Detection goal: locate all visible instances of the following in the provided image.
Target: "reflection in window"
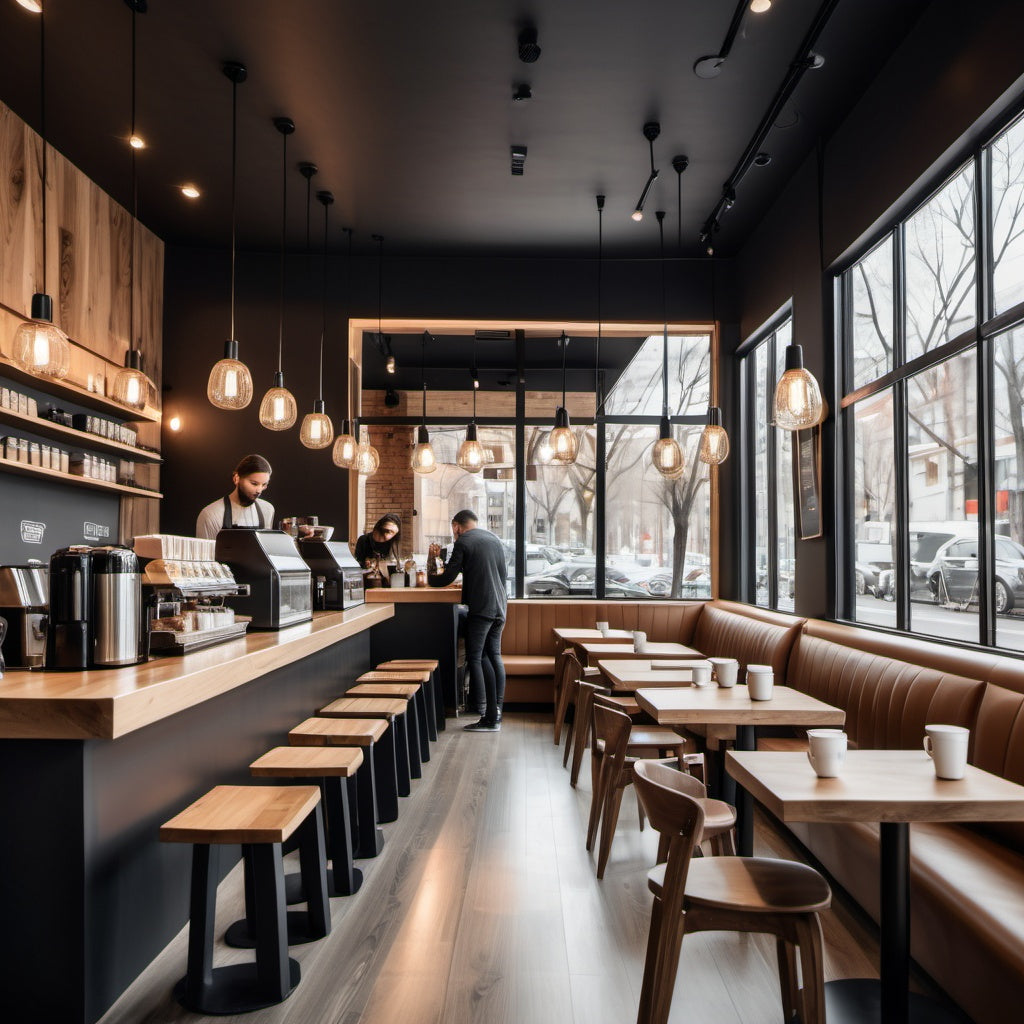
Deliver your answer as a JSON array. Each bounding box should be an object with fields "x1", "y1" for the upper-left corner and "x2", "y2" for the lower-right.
[
  {"x1": 849, "y1": 236, "x2": 894, "y2": 389},
  {"x1": 603, "y1": 334, "x2": 711, "y2": 417}
]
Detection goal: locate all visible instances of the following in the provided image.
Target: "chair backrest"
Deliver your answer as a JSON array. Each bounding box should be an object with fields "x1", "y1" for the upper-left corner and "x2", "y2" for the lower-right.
[
  {"x1": 563, "y1": 647, "x2": 585, "y2": 684},
  {"x1": 633, "y1": 760, "x2": 705, "y2": 890},
  {"x1": 593, "y1": 701, "x2": 634, "y2": 784}
]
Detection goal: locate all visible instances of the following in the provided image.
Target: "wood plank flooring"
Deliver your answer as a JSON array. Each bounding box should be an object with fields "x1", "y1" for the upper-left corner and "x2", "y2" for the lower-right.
[{"x1": 100, "y1": 713, "x2": 882, "y2": 1024}]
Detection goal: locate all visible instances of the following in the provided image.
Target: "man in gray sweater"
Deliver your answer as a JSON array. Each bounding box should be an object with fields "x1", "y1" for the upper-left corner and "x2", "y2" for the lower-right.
[{"x1": 428, "y1": 509, "x2": 508, "y2": 731}]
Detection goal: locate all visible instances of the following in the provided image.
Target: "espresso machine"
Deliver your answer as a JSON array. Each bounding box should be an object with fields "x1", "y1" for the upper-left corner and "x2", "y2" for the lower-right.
[
  {"x1": 0, "y1": 561, "x2": 48, "y2": 668},
  {"x1": 297, "y1": 538, "x2": 365, "y2": 610}
]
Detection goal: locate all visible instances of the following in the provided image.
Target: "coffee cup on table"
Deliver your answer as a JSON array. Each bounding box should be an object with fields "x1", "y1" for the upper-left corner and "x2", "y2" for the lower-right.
[
  {"x1": 709, "y1": 657, "x2": 738, "y2": 688},
  {"x1": 596, "y1": 621, "x2": 610, "y2": 636},
  {"x1": 924, "y1": 724, "x2": 969, "y2": 780},
  {"x1": 746, "y1": 664, "x2": 774, "y2": 700},
  {"x1": 807, "y1": 729, "x2": 847, "y2": 777},
  {"x1": 691, "y1": 661, "x2": 713, "y2": 688},
  {"x1": 632, "y1": 630, "x2": 647, "y2": 654}
]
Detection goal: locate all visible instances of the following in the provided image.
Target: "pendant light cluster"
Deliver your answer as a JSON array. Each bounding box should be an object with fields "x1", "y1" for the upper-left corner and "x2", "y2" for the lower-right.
[{"x1": 10, "y1": 1, "x2": 70, "y2": 380}]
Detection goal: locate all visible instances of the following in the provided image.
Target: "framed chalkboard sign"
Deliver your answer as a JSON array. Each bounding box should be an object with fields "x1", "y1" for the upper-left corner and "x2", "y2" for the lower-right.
[{"x1": 793, "y1": 425, "x2": 822, "y2": 540}]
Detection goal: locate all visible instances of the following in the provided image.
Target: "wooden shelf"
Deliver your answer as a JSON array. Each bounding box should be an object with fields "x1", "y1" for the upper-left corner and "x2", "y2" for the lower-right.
[
  {"x1": 0, "y1": 406, "x2": 162, "y2": 463},
  {"x1": 0, "y1": 458, "x2": 162, "y2": 498},
  {"x1": 0, "y1": 354, "x2": 162, "y2": 424}
]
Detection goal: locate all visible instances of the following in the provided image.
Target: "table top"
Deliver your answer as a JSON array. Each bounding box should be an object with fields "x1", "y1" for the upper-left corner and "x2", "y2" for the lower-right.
[
  {"x1": 575, "y1": 641, "x2": 701, "y2": 663},
  {"x1": 598, "y1": 659, "x2": 709, "y2": 692},
  {"x1": 552, "y1": 627, "x2": 634, "y2": 644},
  {"x1": 726, "y1": 749, "x2": 1024, "y2": 823},
  {"x1": 635, "y1": 685, "x2": 846, "y2": 727}
]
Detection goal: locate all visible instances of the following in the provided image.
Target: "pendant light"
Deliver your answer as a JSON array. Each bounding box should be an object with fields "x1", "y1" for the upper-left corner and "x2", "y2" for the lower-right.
[
  {"x1": 548, "y1": 333, "x2": 578, "y2": 465},
  {"x1": 10, "y1": 2, "x2": 70, "y2": 379},
  {"x1": 699, "y1": 261, "x2": 730, "y2": 464},
  {"x1": 457, "y1": 342, "x2": 485, "y2": 472},
  {"x1": 411, "y1": 331, "x2": 436, "y2": 474},
  {"x1": 300, "y1": 178, "x2": 335, "y2": 448},
  {"x1": 207, "y1": 62, "x2": 254, "y2": 410},
  {"x1": 773, "y1": 342, "x2": 823, "y2": 430},
  {"x1": 111, "y1": 0, "x2": 153, "y2": 412},
  {"x1": 332, "y1": 226, "x2": 358, "y2": 468},
  {"x1": 651, "y1": 211, "x2": 684, "y2": 479},
  {"x1": 259, "y1": 117, "x2": 298, "y2": 430},
  {"x1": 355, "y1": 424, "x2": 380, "y2": 476},
  {"x1": 535, "y1": 432, "x2": 554, "y2": 466}
]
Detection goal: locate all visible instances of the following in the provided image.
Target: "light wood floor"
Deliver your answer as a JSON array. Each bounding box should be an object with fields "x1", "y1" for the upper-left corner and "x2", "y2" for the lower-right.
[{"x1": 100, "y1": 713, "x2": 882, "y2": 1024}]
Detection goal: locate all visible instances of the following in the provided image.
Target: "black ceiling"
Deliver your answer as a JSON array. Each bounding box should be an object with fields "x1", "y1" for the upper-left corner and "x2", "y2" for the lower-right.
[{"x1": 0, "y1": 0, "x2": 929, "y2": 258}]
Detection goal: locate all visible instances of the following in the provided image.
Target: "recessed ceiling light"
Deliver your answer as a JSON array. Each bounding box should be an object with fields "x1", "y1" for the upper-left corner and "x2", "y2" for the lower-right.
[
  {"x1": 750, "y1": 0, "x2": 772, "y2": 13},
  {"x1": 180, "y1": 184, "x2": 200, "y2": 199},
  {"x1": 16, "y1": 0, "x2": 43, "y2": 13},
  {"x1": 129, "y1": 134, "x2": 145, "y2": 150}
]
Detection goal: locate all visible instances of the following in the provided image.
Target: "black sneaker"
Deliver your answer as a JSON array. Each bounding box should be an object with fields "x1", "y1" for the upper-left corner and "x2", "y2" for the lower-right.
[{"x1": 463, "y1": 717, "x2": 500, "y2": 732}]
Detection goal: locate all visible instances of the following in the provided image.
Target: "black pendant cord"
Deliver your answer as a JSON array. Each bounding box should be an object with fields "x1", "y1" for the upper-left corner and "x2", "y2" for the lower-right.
[
  {"x1": 39, "y1": 8, "x2": 47, "y2": 296},
  {"x1": 658, "y1": 211, "x2": 669, "y2": 418},
  {"x1": 373, "y1": 233, "x2": 384, "y2": 346},
  {"x1": 318, "y1": 196, "x2": 331, "y2": 403},
  {"x1": 129, "y1": 5, "x2": 137, "y2": 351},
  {"x1": 343, "y1": 226, "x2": 353, "y2": 424},
  {"x1": 421, "y1": 332, "x2": 428, "y2": 426},
  {"x1": 472, "y1": 337, "x2": 478, "y2": 423},
  {"x1": 596, "y1": 195, "x2": 604, "y2": 413},
  {"x1": 229, "y1": 75, "x2": 238, "y2": 343},
  {"x1": 277, "y1": 127, "x2": 288, "y2": 376},
  {"x1": 560, "y1": 332, "x2": 568, "y2": 410}
]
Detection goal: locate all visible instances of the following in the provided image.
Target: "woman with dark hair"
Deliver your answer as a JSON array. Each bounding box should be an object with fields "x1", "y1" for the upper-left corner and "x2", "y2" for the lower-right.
[{"x1": 354, "y1": 514, "x2": 403, "y2": 586}]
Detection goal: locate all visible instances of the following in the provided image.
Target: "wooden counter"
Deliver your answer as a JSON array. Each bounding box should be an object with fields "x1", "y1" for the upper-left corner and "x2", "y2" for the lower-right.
[
  {"x1": 366, "y1": 585, "x2": 463, "y2": 603},
  {"x1": 0, "y1": 603, "x2": 393, "y2": 741}
]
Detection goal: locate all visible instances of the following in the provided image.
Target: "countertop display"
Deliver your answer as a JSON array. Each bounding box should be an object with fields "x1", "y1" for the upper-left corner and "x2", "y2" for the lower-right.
[
  {"x1": 0, "y1": 604, "x2": 393, "y2": 740},
  {"x1": 366, "y1": 586, "x2": 463, "y2": 603}
]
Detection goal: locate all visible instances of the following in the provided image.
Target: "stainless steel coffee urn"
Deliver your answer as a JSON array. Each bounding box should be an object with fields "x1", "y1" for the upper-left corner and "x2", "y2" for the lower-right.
[
  {"x1": 46, "y1": 546, "x2": 93, "y2": 669},
  {"x1": 90, "y1": 546, "x2": 145, "y2": 666},
  {"x1": 0, "y1": 561, "x2": 48, "y2": 668}
]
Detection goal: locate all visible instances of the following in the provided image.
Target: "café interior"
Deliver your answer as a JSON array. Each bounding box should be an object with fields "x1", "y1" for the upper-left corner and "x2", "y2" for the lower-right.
[{"x1": 2, "y1": 2, "x2": 1024, "y2": 1023}]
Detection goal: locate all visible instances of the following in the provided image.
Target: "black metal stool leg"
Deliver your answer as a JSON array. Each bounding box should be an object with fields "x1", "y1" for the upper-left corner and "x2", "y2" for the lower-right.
[
  {"x1": 354, "y1": 747, "x2": 384, "y2": 858},
  {"x1": 422, "y1": 678, "x2": 439, "y2": 742},
  {"x1": 325, "y1": 776, "x2": 362, "y2": 894},
  {"x1": 182, "y1": 843, "x2": 217, "y2": 1008},
  {"x1": 414, "y1": 688, "x2": 431, "y2": 761},
  {"x1": 297, "y1": 805, "x2": 330, "y2": 938},
  {"x1": 251, "y1": 842, "x2": 295, "y2": 1002},
  {"x1": 393, "y1": 713, "x2": 411, "y2": 797},
  {"x1": 405, "y1": 705, "x2": 423, "y2": 779},
  {"x1": 373, "y1": 731, "x2": 400, "y2": 823}
]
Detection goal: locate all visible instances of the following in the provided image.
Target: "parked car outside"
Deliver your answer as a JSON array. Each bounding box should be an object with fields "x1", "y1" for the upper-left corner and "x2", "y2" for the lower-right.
[{"x1": 934, "y1": 535, "x2": 1024, "y2": 613}]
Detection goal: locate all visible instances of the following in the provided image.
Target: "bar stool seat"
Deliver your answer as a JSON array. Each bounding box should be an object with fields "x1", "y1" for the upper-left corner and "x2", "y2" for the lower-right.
[
  {"x1": 377, "y1": 659, "x2": 444, "y2": 734},
  {"x1": 249, "y1": 746, "x2": 364, "y2": 900},
  {"x1": 351, "y1": 676, "x2": 432, "y2": 762},
  {"x1": 160, "y1": 785, "x2": 329, "y2": 1015},
  {"x1": 290, "y1": 717, "x2": 390, "y2": 858},
  {"x1": 358, "y1": 669, "x2": 436, "y2": 748},
  {"x1": 319, "y1": 696, "x2": 417, "y2": 791}
]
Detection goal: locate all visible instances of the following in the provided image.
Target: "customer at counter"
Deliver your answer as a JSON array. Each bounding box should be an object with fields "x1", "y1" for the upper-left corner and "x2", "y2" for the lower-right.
[
  {"x1": 428, "y1": 509, "x2": 507, "y2": 732},
  {"x1": 195, "y1": 454, "x2": 275, "y2": 539},
  {"x1": 354, "y1": 513, "x2": 403, "y2": 587}
]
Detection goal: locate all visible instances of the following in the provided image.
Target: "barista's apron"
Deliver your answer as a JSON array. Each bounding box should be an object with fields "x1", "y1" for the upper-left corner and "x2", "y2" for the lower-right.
[{"x1": 221, "y1": 496, "x2": 266, "y2": 530}]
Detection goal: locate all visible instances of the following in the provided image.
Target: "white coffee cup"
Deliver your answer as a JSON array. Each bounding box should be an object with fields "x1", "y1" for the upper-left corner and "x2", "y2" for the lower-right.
[
  {"x1": 924, "y1": 724, "x2": 969, "y2": 780},
  {"x1": 632, "y1": 630, "x2": 647, "y2": 654},
  {"x1": 807, "y1": 729, "x2": 847, "y2": 778},
  {"x1": 691, "y1": 661, "x2": 713, "y2": 687},
  {"x1": 709, "y1": 657, "x2": 738, "y2": 688},
  {"x1": 596, "y1": 621, "x2": 610, "y2": 636},
  {"x1": 746, "y1": 664, "x2": 774, "y2": 700}
]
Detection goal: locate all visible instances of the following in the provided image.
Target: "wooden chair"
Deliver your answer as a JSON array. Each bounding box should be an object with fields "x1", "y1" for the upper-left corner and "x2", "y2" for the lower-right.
[
  {"x1": 559, "y1": 648, "x2": 603, "y2": 768},
  {"x1": 632, "y1": 760, "x2": 831, "y2": 1024}
]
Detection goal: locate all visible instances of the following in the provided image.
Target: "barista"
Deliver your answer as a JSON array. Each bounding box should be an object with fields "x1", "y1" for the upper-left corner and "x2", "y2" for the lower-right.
[
  {"x1": 354, "y1": 514, "x2": 402, "y2": 586},
  {"x1": 195, "y1": 454, "x2": 275, "y2": 540}
]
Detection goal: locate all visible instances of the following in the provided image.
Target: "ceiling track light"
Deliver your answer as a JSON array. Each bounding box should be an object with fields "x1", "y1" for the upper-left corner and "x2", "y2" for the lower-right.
[
  {"x1": 693, "y1": 0, "x2": 754, "y2": 79},
  {"x1": 631, "y1": 121, "x2": 660, "y2": 222},
  {"x1": 651, "y1": 211, "x2": 684, "y2": 480},
  {"x1": 10, "y1": 1, "x2": 70, "y2": 380},
  {"x1": 112, "y1": 0, "x2": 154, "y2": 412},
  {"x1": 258, "y1": 116, "x2": 298, "y2": 431},
  {"x1": 517, "y1": 23, "x2": 541, "y2": 63},
  {"x1": 207, "y1": 61, "x2": 253, "y2": 410},
  {"x1": 300, "y1": 188, "x2": 336, "y2": 449},
  {"x1": 411, "y1": 331, "x2": 437, "y2": 475},
  {"x1": 333, "y1": 226, "x2": 358, "y2": 469},
  {"x1": 510, "y1": 145, "x2": 528, "y2": 176}
]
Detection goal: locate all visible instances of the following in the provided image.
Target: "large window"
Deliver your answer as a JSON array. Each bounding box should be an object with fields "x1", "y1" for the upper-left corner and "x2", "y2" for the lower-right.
[
  {"x1": 743, "y1": 315, "x2": 797, "y2": 612},
  {"x1": 841, "y1": 108, "x2": 1024, "y2": 652}
]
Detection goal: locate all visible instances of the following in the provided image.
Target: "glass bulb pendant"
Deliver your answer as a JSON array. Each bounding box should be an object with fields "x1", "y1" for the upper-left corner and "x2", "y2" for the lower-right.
[
  {"x1": 457, "y1": 422, "x2": 485, "y2": 473},
  {"x1": 111, "y1": 349, "x2": 151, "y2": 410},
  {"x1": 259, "y1": 371, "x2": 297, "y2": 430},
  {"x1": 652, "y1": 416, "x2": 685, "y2": 479},
  {"x1": 535, "y1": 432, "x2": 554, "y2": 466},
  {"x1": 698, "y1": 408, "x2": 730, "y2": 466},
  {"x1": 548, "y1": 406, "x2": 578, "y2": 466},
  {"x1": 774, "y1": 344, "x2": 823, "y2": 430},
  {"x1": 411, "y1": 424, "x2": 437, "y2": 474},
  {"x1": 333, "y1": 420, "x2": 358, "y2": 468},
  {"x1": 208, "y1": 340, "x2": 254, "y2": 410},
  {"x1": 300, "y1": 399, "x2": 334, "y2": 449},
  {"x1": 355, "y1": 427, "x2": 380, "y2": 476},
  {"x1": 11, "y1": 294, "x2": 70, "y2": 379}
]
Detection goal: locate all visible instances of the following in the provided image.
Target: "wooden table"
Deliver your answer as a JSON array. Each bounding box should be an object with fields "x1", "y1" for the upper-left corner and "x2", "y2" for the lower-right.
[
  {"x1": 551, "y1": 626, "x2": 633, "y2": 648},
  {"x1": 573, "y1": 640, "x2": 701, "y2": 666},
  {"x1": 635, "y1": 685, "x2": 845, "y2": 855},
  {"x1": 596, "y1": 658, "x2": 708, "y2": 692},
  {"x1": 726, "y1": 749, "x2": 1024, "y2": 1024}
]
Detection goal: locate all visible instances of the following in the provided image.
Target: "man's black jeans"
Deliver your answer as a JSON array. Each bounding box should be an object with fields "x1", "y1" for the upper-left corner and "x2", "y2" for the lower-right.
[{"x1": 465, "y1": 613, "x2": 506, "y2": 723}]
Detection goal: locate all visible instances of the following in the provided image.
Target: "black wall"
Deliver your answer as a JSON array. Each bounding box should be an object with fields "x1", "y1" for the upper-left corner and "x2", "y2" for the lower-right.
[{"x1": 730, "y1": 0, "x2": 1024, "y2": 618}]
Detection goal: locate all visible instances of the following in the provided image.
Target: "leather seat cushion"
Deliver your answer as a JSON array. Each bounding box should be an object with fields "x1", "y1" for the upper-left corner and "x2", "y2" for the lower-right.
[{"x1": 501, "y1": 654, "x2": 556, "y2": 675}]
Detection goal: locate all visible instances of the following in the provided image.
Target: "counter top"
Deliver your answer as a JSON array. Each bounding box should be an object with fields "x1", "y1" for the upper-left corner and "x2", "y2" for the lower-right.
[
  {"x1": 0, "y1": 604, "x2": 393, "y2": 741},
  {"x1": 365, "y1": 586, "x2": 463, "y2": 604}
]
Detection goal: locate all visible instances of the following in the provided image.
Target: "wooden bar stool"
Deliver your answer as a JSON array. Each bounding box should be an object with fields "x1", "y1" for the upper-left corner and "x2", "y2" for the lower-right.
[
  {"x1": 160, "y1": 785, "x2": 328, "y2": 1014},
  {"x1": 357, "y1": 669, "x2": 435, "y2": 746},
  {"x1": 289, "y1": 718, "x2": 390, "y2": 858},
  {"x1": 376, "y1": 658, "x2": 444, "y2": 734},
  {"x1": 249, "y1": 746, "x2": 364, "y2": 899},
  {"x1": 351, "y1": 673, "x2": 432, "y2": 762},
  {"x1": 633, "y1": 760, "x2": 831, "y2": 1024},
  {"x1": 318, "y1": 696, "x2": 415, "y2": 795}
]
